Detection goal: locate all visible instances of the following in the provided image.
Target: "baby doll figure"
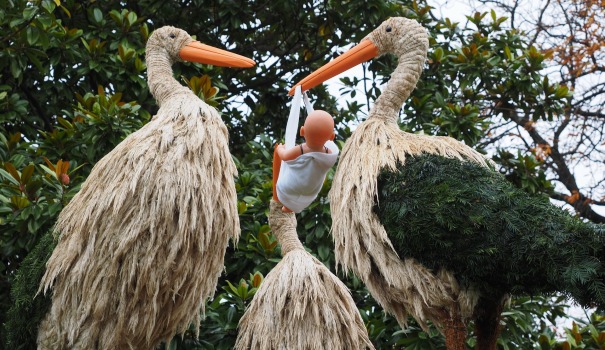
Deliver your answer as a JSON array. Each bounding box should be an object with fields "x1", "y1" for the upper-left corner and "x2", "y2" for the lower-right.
[{"x1": 273, "y1": 110, "x2": 339, "y2": 213}]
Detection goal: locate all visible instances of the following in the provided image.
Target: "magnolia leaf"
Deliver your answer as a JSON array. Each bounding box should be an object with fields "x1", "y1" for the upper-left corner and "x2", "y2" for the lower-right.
[
  {"x1": 20, "y1": 164, "x2": 35, "y2": 184},
  {"x1": 4, "y1": 163, "x2": 20, "y2": 182}
]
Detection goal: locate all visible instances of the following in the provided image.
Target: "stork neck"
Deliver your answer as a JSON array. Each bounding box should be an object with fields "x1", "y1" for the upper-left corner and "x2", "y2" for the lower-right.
[
  {"x1": 370, "y1": 48, "x2": 426, "y2": 124},
  {"x1": 146, "y1": 50, "x2": 189, "y2": 106}
]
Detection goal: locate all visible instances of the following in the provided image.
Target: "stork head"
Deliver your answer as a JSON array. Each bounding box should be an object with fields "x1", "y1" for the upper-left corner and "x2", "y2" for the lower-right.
[
  {"x1": 146, "y1": 26, "x2": 255, "y2": 68},
  {"x1": 289, "y1": 17, "x2": 427, "y2": 95},
  {"x1": 365, "y1": 17, "x2": 428, "y2": 58}
]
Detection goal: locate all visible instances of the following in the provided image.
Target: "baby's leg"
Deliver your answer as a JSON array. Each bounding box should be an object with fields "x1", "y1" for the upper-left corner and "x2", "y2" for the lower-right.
[{"x1": 272, "y1": 145, "x2": 293, "y2": 212}]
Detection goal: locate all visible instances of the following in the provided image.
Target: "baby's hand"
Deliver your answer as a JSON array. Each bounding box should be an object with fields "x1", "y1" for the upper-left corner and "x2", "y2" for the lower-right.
[{"x1": 276, "y1": 144, "x2": 285, "y2": 157}]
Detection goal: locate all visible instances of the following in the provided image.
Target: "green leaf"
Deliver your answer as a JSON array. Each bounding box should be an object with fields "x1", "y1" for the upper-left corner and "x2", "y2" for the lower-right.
[
  {"x1": 80, "y1": 37, "x2": 90, "y2": 52},
  {"x1": 504, "y1": 46, "x2": 512, "y2": 60},
  {"x1": 237, "y1": 280, "x2": 248, "y2": 300},
  {"x1": 28, "y1": 52, "x2": 45, "y2": 73},
  {"x1": 27, "y1": 217, "x2": 42, "y2": 233},
  {"x1": 10, "y1": 18, "x2": 25, "y2": 28},
  {"x1": 26, "y1": 26, "x2": 40, "y2": 45},
  {"x1": 237, "y1": 201, "x2": 247, "y2": 214},
  {"x1": 434, "y1": 47, "x2": 443, "y2": 62},
  {"x1": 317, "y1": 244, "x2": 330, "y2": 260},
  {"x1": 225, "y1": 280, "x2": 239, "y2": 296},
  {"x1": 554, "y1": 86, "x2": 570, "y2": 99},
  {"x1": 11, "y1": 195, "x2": 29, "y2": 209},
  {"x1": 93, "y1": 8, "x2": 103, "y2": 23},
  {"x1": 487, "y1": 56, "x2": 501, "y2": 66},
  {"x1": 59, "y1": 4, "x2": 71, "y2": 18},
  {"x1": 434, "y1": 91, "x2": 444, "y2": 106},
  {"x1": 10, "y1": 60, "x2": 22, "y2": 80},
  {"x1": 0, "y1": 168, "x2": 19, "y2": 185},
  {"x1": 23, "y1": 6, "x2": 38, "y2": 21},
  {"x1": 41, "y1": 0, "x2": 56, "y2": 14},
  {"x1": 127, "y1": 12, "x2": 137, "y2": 26},
  {"x1": 108, "y1": 10, "x2": 122, "y2": 26},
  {"x1": 39, "y1": 164, "x2": 57, "y2": 179}
]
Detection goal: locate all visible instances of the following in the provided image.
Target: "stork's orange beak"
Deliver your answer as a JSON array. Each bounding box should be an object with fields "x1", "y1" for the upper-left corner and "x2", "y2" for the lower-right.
[
  {"x1": 289, "y1": 39, "x2": 378, "y2": 95},
  {"x1": 179, "y1": 41, "x2": 255, "y2": 68}
]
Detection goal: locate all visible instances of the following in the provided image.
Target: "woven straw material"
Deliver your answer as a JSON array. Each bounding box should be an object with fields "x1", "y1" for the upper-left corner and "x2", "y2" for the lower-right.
[
  {"x1": 37, "y1": 27, "x2": 240, "y2": 349},
  {"x1": 235, "y1": 200, "x2": 373, "y2": 350},
  {"x1": 329, "y1": 18, "x2": 489, "y2": 330}
]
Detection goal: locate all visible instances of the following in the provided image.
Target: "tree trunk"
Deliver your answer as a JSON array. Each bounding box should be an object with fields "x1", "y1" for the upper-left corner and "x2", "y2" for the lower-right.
[
  {"x1": 474, "y1": 296, "x2": 506, "y2": 350},
  {"x1": 443, "y1": 304, "x2": 467, "y2": 350}
]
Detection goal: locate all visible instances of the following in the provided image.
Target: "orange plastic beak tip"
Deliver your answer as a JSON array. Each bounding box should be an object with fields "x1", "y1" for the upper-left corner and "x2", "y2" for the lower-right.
[
  {"x1": 179, "y1": 41, "x2": 255, "y2": 68},
  {"x1": 288, "y1": 40, "x2": 378, "y2": 95}
]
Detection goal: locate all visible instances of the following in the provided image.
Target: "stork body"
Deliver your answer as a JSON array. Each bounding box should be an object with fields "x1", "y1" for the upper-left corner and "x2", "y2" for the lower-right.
[
  {"x1": 291, "y1": 17, "x2": 605, "y2": 349},
  {"x1": 33, "y1": 26, "x2": 254, "y2": 349}
]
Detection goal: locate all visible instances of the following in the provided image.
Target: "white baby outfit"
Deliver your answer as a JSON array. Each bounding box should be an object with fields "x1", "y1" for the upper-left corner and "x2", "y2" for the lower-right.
[{"x1": 276, "y1": 141, "x2": 339, "y2": 213}]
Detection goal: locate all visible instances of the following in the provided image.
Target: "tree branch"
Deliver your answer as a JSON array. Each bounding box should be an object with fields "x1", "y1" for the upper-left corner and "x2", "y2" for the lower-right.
[{"x1": 496, "y1": 100, "x2": 604, "y2": 223}]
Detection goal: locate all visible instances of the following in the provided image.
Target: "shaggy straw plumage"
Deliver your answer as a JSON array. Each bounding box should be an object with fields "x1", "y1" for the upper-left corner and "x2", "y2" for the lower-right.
[
  {"x1": 235, "y1": 200, "x2": 374, "y2": 350},
  {"x1": 327, "y1": 18, "x2": 489, "y2": 331},
  {"x1": 37, "y1": 26, "x2": 240, "y2": 349}
]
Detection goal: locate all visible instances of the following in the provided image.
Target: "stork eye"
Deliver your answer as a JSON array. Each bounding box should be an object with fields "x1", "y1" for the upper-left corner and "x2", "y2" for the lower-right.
[
  {"x1": 169, "y1": 33, "x2": 176, "y2": 39},
  {"x1": 386, "y1": 26, "x2": 392, "y2": 33}
]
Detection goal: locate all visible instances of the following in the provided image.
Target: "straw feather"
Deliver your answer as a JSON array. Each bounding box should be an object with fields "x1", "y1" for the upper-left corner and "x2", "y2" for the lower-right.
[
  {"x1": 328, "y1": 18, "x2": 488, "y2": 330},
  {"x1": 37, "y1": 26, "x2": 240, "y2": 349},
  {"x1": 235, "y1": 200, "x2": 374, "y2": 350}
]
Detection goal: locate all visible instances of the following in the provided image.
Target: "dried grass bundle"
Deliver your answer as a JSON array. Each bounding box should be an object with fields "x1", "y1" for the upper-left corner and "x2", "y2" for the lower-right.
[{"x1": 235, "y1": 200, "x2": 373, "y2": 350}]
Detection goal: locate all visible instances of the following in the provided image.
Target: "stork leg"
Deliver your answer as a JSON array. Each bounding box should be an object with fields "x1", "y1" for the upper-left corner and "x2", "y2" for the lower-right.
[
  {"x1": 443, "y1": 304, "x2": 467, "y2": 350},
  {"x1": 473, "y1": 295, "x2": 506, "y2": 350}
]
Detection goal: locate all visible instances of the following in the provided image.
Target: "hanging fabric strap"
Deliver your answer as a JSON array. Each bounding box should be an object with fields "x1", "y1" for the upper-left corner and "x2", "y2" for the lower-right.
[
  {"x1": 284, "y1": 85, "x2": 303, "y2": 149},
  {"x1": 303, "y1": 91, "x2": 314, "y2": 114},
  {"x1": 285, "y1": 86, "x2": 316, "y2": 149}
]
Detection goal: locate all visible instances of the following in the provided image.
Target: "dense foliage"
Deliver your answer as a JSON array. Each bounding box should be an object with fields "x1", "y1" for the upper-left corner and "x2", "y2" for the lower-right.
[
  {"x1": 4, "y1": 231, "x2": 55, "y2": 349},
  {"x1": 1, "y1": 0, "x2": 604, "y2": 348},
  {"x1": 376, "y1": 154, "x2": 605, "y2": 304}
]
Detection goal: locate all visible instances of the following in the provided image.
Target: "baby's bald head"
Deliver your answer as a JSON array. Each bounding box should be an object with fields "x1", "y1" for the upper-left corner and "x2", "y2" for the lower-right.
[{"x1": 301, "y1": 110, "x2": 335, "y2": 147}]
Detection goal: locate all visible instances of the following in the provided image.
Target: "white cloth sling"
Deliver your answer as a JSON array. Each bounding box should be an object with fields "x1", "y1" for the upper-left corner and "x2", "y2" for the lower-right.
[{"x1": 276, "y1": 86, "x2": 339, "y2": 213}]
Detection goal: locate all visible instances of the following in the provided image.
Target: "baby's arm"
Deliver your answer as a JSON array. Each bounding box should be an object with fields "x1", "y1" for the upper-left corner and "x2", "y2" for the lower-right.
[{"x1": 276, "y1": 144, "x2": 302, "y2": 161}]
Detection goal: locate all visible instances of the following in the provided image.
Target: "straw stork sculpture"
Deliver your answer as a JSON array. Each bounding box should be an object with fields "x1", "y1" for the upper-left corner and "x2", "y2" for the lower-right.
[
  {"x1": 290, "y1": 17, "x2": 605, "y2": 349},
  {"x1": 33, "y1": 26, "x2": 254, "y2": 349}
]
